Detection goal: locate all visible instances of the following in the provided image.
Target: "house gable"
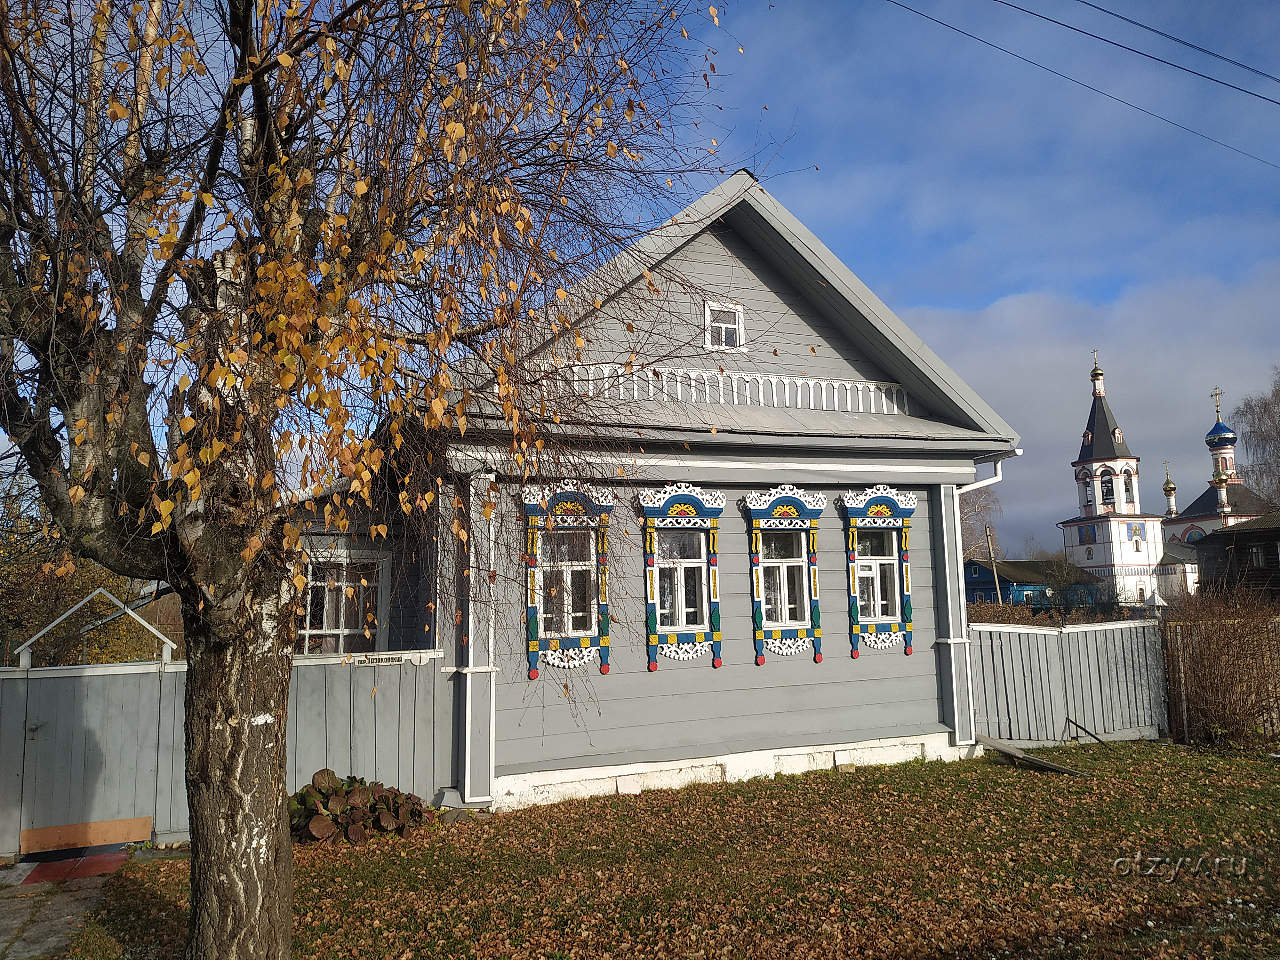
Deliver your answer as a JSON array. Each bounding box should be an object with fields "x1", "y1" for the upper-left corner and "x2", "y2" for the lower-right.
[{"x1": 545, "y1": 171, "x2": 1017, "y2": 451}]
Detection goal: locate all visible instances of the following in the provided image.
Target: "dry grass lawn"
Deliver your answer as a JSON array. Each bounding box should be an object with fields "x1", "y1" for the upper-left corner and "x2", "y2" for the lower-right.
[{"x1": 67, "y1": 742, "x2": 1279, "y2": 959}]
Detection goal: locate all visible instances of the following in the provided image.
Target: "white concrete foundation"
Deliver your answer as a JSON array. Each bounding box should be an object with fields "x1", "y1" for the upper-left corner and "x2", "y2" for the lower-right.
[{"x1": 491, "y1": 732, "x2": 981, "y2": 811}]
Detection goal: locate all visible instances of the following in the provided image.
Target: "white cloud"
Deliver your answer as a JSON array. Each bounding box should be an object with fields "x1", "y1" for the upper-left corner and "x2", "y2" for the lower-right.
[{"x1": 903, "y1": 259, "x2": 1280, "y2": 549}]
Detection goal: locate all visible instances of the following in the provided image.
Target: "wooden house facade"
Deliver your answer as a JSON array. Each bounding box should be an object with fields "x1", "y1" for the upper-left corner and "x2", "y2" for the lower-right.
[{"x1": 298, "y1": 172, "x2": 1020, "y2": 808}]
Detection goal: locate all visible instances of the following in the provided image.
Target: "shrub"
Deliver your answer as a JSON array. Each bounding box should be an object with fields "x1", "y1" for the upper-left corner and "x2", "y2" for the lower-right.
[
  {"x1": 1163, "y1": 589, "x2": 1280, "y2": 750},
  {"x1": 289, "y1": 769, "x2": 436, "y2": 845}
]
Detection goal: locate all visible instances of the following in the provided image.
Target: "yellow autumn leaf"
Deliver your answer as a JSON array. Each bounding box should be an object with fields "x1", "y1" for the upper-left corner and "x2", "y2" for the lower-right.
[
  {"x1": 179, "y1": 416, "x2": 196, "y2": 432},
  {"x1": 353, "y1": 180, "x2": 369, "y2": 197},
  {"x1": 277, "y1": 52, "x2": 293, "y2": 67}
]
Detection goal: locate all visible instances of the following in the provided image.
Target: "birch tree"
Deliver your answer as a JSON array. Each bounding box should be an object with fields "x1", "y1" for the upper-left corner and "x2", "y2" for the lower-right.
[{"x1": 0, "y1": 0, "x2": 715, "y2": 955}]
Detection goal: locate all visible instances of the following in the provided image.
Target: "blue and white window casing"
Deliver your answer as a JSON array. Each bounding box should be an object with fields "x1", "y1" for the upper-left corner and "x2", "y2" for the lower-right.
[
  {"x1": 743, "y1": 484, "x2": 826, "y2": 665},
  {"x1": 837, "y1": 485, "x2": 917, "y2": 657},
  {"x1": 522, "y1": 481, "x2": 614, "y2": 679},
  {"x1": 639, "y1": 483, "x2": 727, "y2": 671}
]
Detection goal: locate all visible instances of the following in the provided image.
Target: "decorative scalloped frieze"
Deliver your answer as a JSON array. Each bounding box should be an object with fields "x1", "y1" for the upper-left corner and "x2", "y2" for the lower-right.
[
  {"x1": 743, "y1": 483, "x2": 826, "y2": 512},
  {"x1": 836, "y1": 484, "x2": 917, "y2": 511},
  {"x1": 638, "y1": 481, "x2": 727, "y2": 511}
]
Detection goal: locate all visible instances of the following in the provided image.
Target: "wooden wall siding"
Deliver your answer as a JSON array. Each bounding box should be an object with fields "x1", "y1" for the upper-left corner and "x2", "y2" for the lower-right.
[
  {"x1": 489, "y1": 482, "x2": 948, "y2": 776},
  {"x1": 587, "y1": 224, "x2": 904, "y2": 397},
  {"x1": 0, "y1": 658, "x2": 442, "y2": 856},
  {"x1": 969, "y1": 622, "x2": 1165, "y2": 746}
]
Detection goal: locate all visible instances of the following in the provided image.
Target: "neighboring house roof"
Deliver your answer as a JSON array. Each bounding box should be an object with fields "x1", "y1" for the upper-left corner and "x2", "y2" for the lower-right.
[
  {"x1": 1199, "y1": 509, "x2": 1280, "y2": 539},
  {"x1": 966, "y1": 558, "x2": 1099, "y2": 586},
  {"x1": 1075, "y1": 392, "x2": 1132, "y2": 463},
  {"x1": 1175, "y1": 483, "x2": 1274, "y2": 522},
  {"x1": 1156, "y1": 539, "x2": 1198, "y2": 567}
]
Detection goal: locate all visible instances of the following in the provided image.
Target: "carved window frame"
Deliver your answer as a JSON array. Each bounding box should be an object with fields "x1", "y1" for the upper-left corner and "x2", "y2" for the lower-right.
[
  {"x1": 639, "y1": 483, "x2": 727, "y2": 671},
  {"x1": 837, "y1": 485, "x2": 918, "y2": 658},
  {"x1": 742, "y1": 484, "x2": 826, "y2": 665},
  {"x1": 522, "y1": 482, "x2": 614, "y2": 679}
]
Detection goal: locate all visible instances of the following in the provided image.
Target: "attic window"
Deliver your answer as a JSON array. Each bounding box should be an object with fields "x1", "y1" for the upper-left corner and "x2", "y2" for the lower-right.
[{"x1": 705, "y1": 302, "x2": 745, "y2": 351}]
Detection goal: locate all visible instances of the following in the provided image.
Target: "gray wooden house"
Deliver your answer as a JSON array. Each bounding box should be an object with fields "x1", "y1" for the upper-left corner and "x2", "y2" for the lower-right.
[{"x1": 302, "y1": 171, "x2": 1020, "y2": 808}]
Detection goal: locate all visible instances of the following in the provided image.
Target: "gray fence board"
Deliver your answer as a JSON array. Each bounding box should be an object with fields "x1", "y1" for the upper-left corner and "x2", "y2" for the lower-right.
[
  {"x1": 1, "y1": 656, "x2": 444, "y2": 858},
  {"x1": 968, "y1": 621, "x2": 1164, "y2": 747}
]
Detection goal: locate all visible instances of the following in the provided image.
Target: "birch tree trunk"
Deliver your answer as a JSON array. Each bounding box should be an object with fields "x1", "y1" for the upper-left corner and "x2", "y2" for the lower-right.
[{"x1": 181, "y1": 580, "x2": 293, "y2": 959}]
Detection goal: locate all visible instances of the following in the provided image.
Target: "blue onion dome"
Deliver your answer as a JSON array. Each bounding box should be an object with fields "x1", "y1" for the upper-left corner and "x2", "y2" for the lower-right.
[{"x1": 1205, "y1": 418, "x2": 1237, "y2": 449}]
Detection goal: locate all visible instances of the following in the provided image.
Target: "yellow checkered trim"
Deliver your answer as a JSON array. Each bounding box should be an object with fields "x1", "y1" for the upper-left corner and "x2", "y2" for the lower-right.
[
  {"x1": 528, "y1": 640, "x2": 539, "y2": 652},
  {"x1": 712, "y1": 631, "x2": 722, "y2": 643}
]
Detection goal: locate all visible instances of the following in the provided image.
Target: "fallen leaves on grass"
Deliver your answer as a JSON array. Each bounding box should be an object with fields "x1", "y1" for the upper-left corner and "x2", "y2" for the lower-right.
[{"x1": 67, "y1": 743, "x2": 1280, "y2": 959}]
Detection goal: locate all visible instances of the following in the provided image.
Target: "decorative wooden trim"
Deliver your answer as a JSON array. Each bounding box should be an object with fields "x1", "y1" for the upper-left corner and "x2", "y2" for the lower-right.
[
  {"x1": 741, "y1": 485, "x2": 826, "y2": 665},
  {"x1": 837, "y1": 485, "x2": 917, "y2": 658},
  {"x1": 20, "y1": 817, "x2": 152, "y2": 854},
  {"x1": 639, "y1": 483, "x2": 726, "y2": 671},
  {"x1": 522, "y1": 482, "x2": 614, "y2": 679}
]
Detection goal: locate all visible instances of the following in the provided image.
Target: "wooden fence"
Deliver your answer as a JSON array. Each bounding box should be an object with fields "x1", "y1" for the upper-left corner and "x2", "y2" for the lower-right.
[
  {"x1": 0, "y1": 653, "x2": 446, "y2": 859},
  {"x1": 968, "y1": 620, "x2": 1166, "y2": 746}
]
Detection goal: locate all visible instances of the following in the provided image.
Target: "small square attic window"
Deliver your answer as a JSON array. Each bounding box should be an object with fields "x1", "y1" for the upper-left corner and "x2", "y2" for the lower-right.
[{"x1": 705, "y1": 302, "x2": 745, "y2": 351}]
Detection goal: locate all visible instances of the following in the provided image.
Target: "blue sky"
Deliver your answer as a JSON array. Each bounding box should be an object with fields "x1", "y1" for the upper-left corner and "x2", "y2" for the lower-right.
[{"x1": 707, "y1": 0, "x2": 1280, "y2": 551}]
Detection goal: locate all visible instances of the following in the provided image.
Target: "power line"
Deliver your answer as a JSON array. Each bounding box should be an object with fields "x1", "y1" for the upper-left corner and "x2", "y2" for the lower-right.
[
  {"x1": 880, "y1": 0, "x2": 1280, "y2": 172},
  {"x1": 988, "y1": 0, "x2": 1280, "y2": 110},
  {"x1": 1071, "y1": 0, "x2": 1280, "y2": 88}
]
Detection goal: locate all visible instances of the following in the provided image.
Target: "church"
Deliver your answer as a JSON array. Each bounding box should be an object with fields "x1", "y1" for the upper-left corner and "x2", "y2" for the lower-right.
[{"x1": 1058, "y1": 357, "x2": 1268, "y2": 605}]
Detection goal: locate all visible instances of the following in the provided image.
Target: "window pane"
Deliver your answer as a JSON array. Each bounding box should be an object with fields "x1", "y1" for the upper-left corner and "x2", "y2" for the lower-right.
[
  {"x1": 762, "y1": 531, "x2": 802, "y2": 559},
  {"x1": 857, "y1": 530, "x2": 893, "y2": 558},
  {"x1": 316, "y1": 633, "x2": 340, "y2": 655},
  {"x1": 878, "y1": 561, "x2": 898, "y2": 619},
  {"x1": 307, "y1": 584, "x2": 325, "y2": 630},
  {"x1": 569, "y1": 568, "x2": 595, "y2": 632},
  {"x1": 857, "y1": 566, "x2": 875, "y2": 617},
  {"x1": 542, "y1": 529, "x2": 592, "y2": 563},
  {"x1": 541, "y1": 569, "x2": 566, "y2": 635},
  {"x1": 657, "y1": 530, "x2": 704, "y2": 561},
  {"x1": 785, "y1": 564, "x2": 806, "y2": 622},
  {"x1": 657, "y1": 566, "x2": 677, "y2": 628},
  {"x1": 346, "y1": 627, "x2": 375, "y2": 654},
  {"x1": 762, "y1": 565, "x2": 782, "y2": 623},
  {"x1": 683, "y1": 565, "x2": 705, "y2": 626},
  {"x1": 720, "y1": 322, "x2": 738, "y2": 348}
]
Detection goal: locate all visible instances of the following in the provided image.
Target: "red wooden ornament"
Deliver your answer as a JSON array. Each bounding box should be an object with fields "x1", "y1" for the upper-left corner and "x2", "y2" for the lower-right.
[
  {"x1": 599, "y1": 663, "x2": 610, "y2": 675},
  {"x1": 904, "y1": 644, "x2": 913, "y2": 655},
  {"x1": 647, "y1": 661, "x2": 658, "y2": 672},
  {"x1": 755, "y1": 654, "x2": 765, "y2": 666},
  {"x1": 852, "y1": 649, "x2": 860, "y2": 659},
  {"x1": 712, "y1": 657, "x2": 723, "y2": 668},
  {"x1": 813, "y1": 652, "x2": 823, "y2": 664},
  {"x1": 528, "y1": 667, "x2": 539, "y2": 680}
]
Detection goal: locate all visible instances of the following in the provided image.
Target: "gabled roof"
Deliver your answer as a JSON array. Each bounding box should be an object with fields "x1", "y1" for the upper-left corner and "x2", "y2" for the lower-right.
[
  {"x1": 1157, "y1": 539, "x2": 1198, "y2": 567},
  {"x1": 965, "y1": 558, "x2": 1099, "y2": 586},
  {"x1": 1075, "y1": 393, "x2": 1133, "y2": 463},
  {"x1": 1176, "y1": 483, "x2": 1274, "y2": 522},
  {"x1": 1199, "y1": 509, "x2": 1280, "y2": 540},
  {"x1": 569, "y1": 170, "x2": 1019, "y2": 447}
]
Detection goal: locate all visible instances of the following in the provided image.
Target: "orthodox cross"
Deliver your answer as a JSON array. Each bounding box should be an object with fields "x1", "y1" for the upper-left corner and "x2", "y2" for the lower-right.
[
  {"x1": 1092, "y1": 347, "x2": 1098, "y2": 367},
  {"x1": 1210, "y1": 385, "x2": 1224, "y2": 419}
]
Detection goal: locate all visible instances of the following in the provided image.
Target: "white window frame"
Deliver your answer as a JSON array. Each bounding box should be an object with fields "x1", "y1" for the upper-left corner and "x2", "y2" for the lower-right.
[
  {"x1": 759, "y1": 530, "x2": 810, "y2": 628},
  {"x1": 537, "y1": 528, "x2": 599, "y2": 638},
  {"x1": 295, "y1": 548, "x2": 391, "y2": 656},
  {"x1": 704, "y1": 301, "x2": 747, "y2": 352},
  {"x1": 855, "y1": 528, "x2": 900, "y2": 623},
  {"x1": 655, "y1": 529, "x2": 710, "y2": 631}
]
